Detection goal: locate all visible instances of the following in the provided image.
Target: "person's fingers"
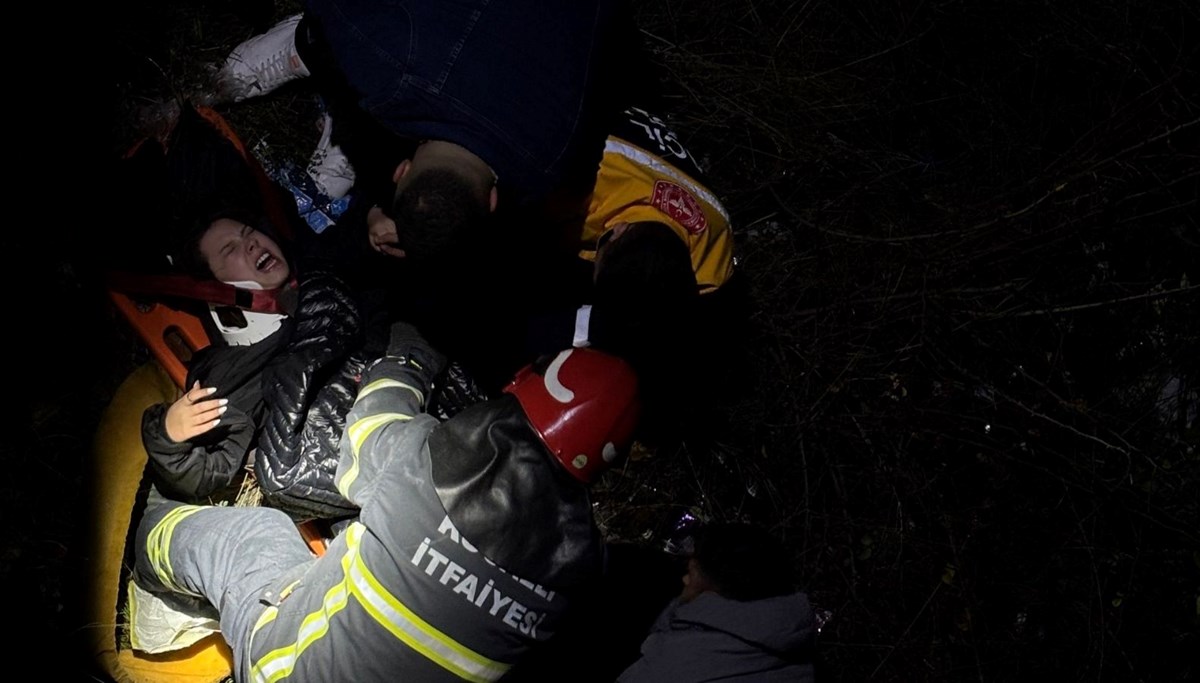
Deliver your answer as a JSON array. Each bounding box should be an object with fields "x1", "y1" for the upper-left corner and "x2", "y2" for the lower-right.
[
  {"x1": 189, "y1": 416, "x2": 224, "y2": 437},
  {"x1": 370, "y1": 222, "x2": 397, "y2": 238},
  {"x1": 371, "y1": 233, "x2": 400, "y2": 251},
  {"x1": 188, "y1": 398, "x2": 229, "y2": 423},
  {"x1": 178, "y1": 403, "x2": 227, "y2": 439},
  {"x1": 368, "y1": 208, "x2": 400, "y2": 253},
  {"x1": 379, "y1": 244, "x2": 407, "y2": 259},
  {"x1": 186, "y1": 384, "x2": 218, "y2": 403}
]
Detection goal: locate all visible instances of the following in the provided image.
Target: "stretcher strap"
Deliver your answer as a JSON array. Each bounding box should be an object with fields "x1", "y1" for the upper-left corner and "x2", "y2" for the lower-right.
[{"x1": 107, "y1": 271, "x2": 297, "y2": 315}]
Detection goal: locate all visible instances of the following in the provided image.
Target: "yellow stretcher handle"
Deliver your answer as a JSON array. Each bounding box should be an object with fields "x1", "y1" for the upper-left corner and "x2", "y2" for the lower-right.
[{"x1": 82, "y1": 361, "x2": 233, "y2": 682}]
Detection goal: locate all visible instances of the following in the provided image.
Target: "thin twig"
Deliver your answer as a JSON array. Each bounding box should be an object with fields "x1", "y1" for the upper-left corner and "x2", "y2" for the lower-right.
[
  {"x1": 939, "y1": 352, "x2": 1135, "y2": 456},
  {"x1": 980, "y1": 284, "x2": 1200, "y2": 319},
  {"x1": 869, "y1": 581, "x2": 942, "y2": 679},
  {"x1": 801, "y1": 29, "x2": 932, "y2": 83}
]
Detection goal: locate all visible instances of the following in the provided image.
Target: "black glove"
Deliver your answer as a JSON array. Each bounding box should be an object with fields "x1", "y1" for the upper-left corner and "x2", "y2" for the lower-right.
[{"x1": 387, "y1": 321, "x2": 448, "y2": 377}]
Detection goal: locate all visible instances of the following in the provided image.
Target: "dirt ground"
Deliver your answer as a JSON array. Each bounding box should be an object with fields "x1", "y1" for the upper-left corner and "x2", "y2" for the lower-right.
[{"x1": 10, "y1": 0, "x2": 1199, "y2": 681}]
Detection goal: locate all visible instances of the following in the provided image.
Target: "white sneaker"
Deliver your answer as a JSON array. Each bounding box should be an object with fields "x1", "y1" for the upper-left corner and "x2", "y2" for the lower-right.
[
  {"x1": 215, "y1": 14, "x2": 311, "y2": 103},
  {"x1": 307, "y1": 112, "x2": 356, "y2": 199}
]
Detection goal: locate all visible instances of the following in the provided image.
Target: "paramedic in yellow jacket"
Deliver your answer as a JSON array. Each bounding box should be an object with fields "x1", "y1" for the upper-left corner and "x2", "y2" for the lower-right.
[
  {"x1": 581, "y1": 105, "x2": 734, "y2": 295},
  {"x1": 568, "y1": 105, "x2": 735, "y2": 429}
]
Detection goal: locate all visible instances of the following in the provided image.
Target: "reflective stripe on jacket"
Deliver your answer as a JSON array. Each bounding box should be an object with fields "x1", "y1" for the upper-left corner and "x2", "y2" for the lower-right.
[
  {"x1": 243, "y1": 355, "x2": 569, "y2": 682},
  {"x1": 582, "y1": 106, "x2": 735, "y2": 293}
]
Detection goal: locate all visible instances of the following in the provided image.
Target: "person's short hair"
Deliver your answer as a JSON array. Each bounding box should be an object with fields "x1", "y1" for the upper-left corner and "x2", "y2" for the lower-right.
[
  {"x1": 595, "y1": 221, "x2": 696, "y2": 300},
  {"x1": 588, "y1": 222, "x2": 699, "y2": 442},
  {"x1": 389, "y1": 167, "x2": 489, "y2": 262},
  {"x1": 590, "y1": 221, "x2": 698, "y2": 358},
  {"x1": 691, "y1": 522, "x2": 794, "y2": 601}
]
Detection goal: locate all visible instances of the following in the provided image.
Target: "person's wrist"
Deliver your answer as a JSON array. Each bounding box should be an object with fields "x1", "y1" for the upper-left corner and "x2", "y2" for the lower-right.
[{"x1": 164, "y1": 413, "x2": 185, "y2": 443}]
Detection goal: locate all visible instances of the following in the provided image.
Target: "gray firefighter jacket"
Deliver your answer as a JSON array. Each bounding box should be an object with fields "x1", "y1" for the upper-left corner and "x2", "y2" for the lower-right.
[{"x1": 239, "y1": 341, "x2": 599, "y2": 681}]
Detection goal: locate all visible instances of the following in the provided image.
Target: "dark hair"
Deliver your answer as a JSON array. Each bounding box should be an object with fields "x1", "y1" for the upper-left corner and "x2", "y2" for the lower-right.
[
  {"x1": 595, "y1": 222, "x2": 696, "y2": 298},
  {"x1": 174, "y1": 209, "x2": 275, "y2": 281},
  {"x1": 589, "y1": 222, "x2": 698, "y2": 441},
  {"x1": 691, "y1": 522, "x2": 794, "y2": 601},
  {"x1": 590, "y1": 221, "x2": 698, "y2": 357},
  {"x1": 163, "y1": 102, "x2": 273, "y2": 279},
  {"x1": 390, "y1": 167, "x2": 489, "y2": 262}
]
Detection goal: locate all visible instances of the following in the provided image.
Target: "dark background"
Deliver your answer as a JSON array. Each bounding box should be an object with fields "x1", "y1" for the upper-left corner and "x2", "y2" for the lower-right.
[{"x1": 9, "y1": 0, "x2": 1198, "y2": 680}]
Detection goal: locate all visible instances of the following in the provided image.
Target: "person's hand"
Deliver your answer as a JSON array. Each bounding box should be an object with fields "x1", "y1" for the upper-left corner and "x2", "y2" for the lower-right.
[
  {"x1": 367, "y1": 206, "x2": 407, "y2": 258},
  {"x1": 164, "y1": 382, "x2": 229, "y2": 443},
  {"x1": 388, "y1": 321, "x2": 447, "y2": 377}
]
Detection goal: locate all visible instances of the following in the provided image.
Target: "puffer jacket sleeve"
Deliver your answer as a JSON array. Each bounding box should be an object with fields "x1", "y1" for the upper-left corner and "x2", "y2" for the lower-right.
[
  {"x1": 139, "y1": 337, "x2": 277, "y2": 503},
  {"x1": 255, "y1": 270, "x2": 364, "y2": 519},
  {"x1": 141, "y1": 402, "x2": 255, "y2": 502}
]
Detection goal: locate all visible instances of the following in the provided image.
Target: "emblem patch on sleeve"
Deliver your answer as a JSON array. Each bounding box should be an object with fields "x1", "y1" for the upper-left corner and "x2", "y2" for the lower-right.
[{"x1": 651, "y1": 180, "x2": 708, "y2": 235}]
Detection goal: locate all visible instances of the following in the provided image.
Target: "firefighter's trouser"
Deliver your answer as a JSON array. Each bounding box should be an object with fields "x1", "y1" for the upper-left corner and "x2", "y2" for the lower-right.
[{"x1": 134, "y1": 489, "x2": 313, "y2": 672}]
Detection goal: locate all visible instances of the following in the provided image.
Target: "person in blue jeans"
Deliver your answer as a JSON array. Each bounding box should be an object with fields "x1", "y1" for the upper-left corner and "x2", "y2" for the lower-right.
[
  {"x1": 209, "y1": 1, "x2": 640, "y2": 394},
  {"x1": 214, "y1": 0, "x2": 635, "y2": 262}
]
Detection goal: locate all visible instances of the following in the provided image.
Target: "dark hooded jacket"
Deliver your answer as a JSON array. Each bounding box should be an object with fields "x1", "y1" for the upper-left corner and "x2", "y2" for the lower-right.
[{"x1": 617, "y1": 592, "x2": 817, "y2": 683}]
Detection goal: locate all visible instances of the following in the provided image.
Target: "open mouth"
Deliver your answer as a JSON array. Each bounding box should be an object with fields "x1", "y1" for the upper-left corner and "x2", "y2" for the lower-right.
[{"x1": 256, "y1": 252, "x2": 279, "y2": 272}]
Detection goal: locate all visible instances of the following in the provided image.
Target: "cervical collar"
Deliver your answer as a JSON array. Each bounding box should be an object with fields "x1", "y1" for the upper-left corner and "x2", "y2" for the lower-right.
[{"x1": 209, "y1": 280, "x2": 287, "y2": 346}]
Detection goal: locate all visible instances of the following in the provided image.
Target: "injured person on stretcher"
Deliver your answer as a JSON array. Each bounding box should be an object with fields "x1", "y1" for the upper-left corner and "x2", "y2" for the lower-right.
[{"x1": 110, "y1": 101, "x2": 488, "y2": 525}]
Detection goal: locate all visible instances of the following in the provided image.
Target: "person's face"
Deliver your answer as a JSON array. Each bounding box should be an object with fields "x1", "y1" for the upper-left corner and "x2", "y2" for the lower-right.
[
  {"x1": 199, "y1": 218, "x2": 290, "y2": 289},
  {"x1": 680, "y1": 557, "x2": 715, "y2": 603}
]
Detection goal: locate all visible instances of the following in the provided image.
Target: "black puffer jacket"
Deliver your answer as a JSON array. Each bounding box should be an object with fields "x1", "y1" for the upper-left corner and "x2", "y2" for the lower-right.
[
  {"x1": 143, "y1": 270, "x2": 490, "y2": 520},
  {"x1": 256, "y1": 270, "x2": 364, "y2": 519},
  {"x1": 141, "y1": 327, "x2": 284, "y2": 503}
]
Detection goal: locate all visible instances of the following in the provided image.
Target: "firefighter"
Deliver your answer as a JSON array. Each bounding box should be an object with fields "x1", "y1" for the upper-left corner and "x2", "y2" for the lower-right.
[{"x1": 131, "y1": 321, "x2": 641, "y2": 682}]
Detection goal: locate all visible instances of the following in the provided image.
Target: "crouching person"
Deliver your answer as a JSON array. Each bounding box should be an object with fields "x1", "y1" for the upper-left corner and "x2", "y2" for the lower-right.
[
  {"x1": 617, "y1": 523, "x2": 819, "y2": 682},
  {"x1": 131, "y1": 321, "x2": 641, "y2": 682}
]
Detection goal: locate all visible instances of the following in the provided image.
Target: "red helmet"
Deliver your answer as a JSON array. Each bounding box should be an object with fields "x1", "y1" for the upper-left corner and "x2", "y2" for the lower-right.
[{"x1": 504, "y1": 348, "x2": 642, "y2": 484}]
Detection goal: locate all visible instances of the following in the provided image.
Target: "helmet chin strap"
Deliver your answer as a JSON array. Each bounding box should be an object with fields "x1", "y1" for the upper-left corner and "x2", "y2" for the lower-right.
[{"x1": 572, "y1": 305, "x2": 592, "y2": 348}]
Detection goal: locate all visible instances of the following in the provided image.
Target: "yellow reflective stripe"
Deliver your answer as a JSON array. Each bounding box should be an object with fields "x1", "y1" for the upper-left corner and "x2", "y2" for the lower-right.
[
  {"x1": 252, "y1": 582, "x2": 350, "y2": 682},
  {"x1": 348, "y1": 413, "x2": 411, "y2": 457},
  {"x1": 146, "y1": 505, "x2": 204, "y2": 595},
  {"x1": 357, "y1": 377, "x2": 424, "y2": 406},
  {"x1": 604, "y1": 138, "x2": 730, "y2": 220},
  {"x1": 249, "y1": 524, "x2": 508, "y2": 683},
  {"x1": 250, "y1": 604, "x2": 279, "y2": 641},
  {"x1": 337, "y1": 413, "x2": 411, "y2": 495},
  {"x1": 347, "y1": 537, "x2": 510, "y2": 682},
  {"x1": 250, "y1": 540, "x2": 356, "y2": 683}
]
